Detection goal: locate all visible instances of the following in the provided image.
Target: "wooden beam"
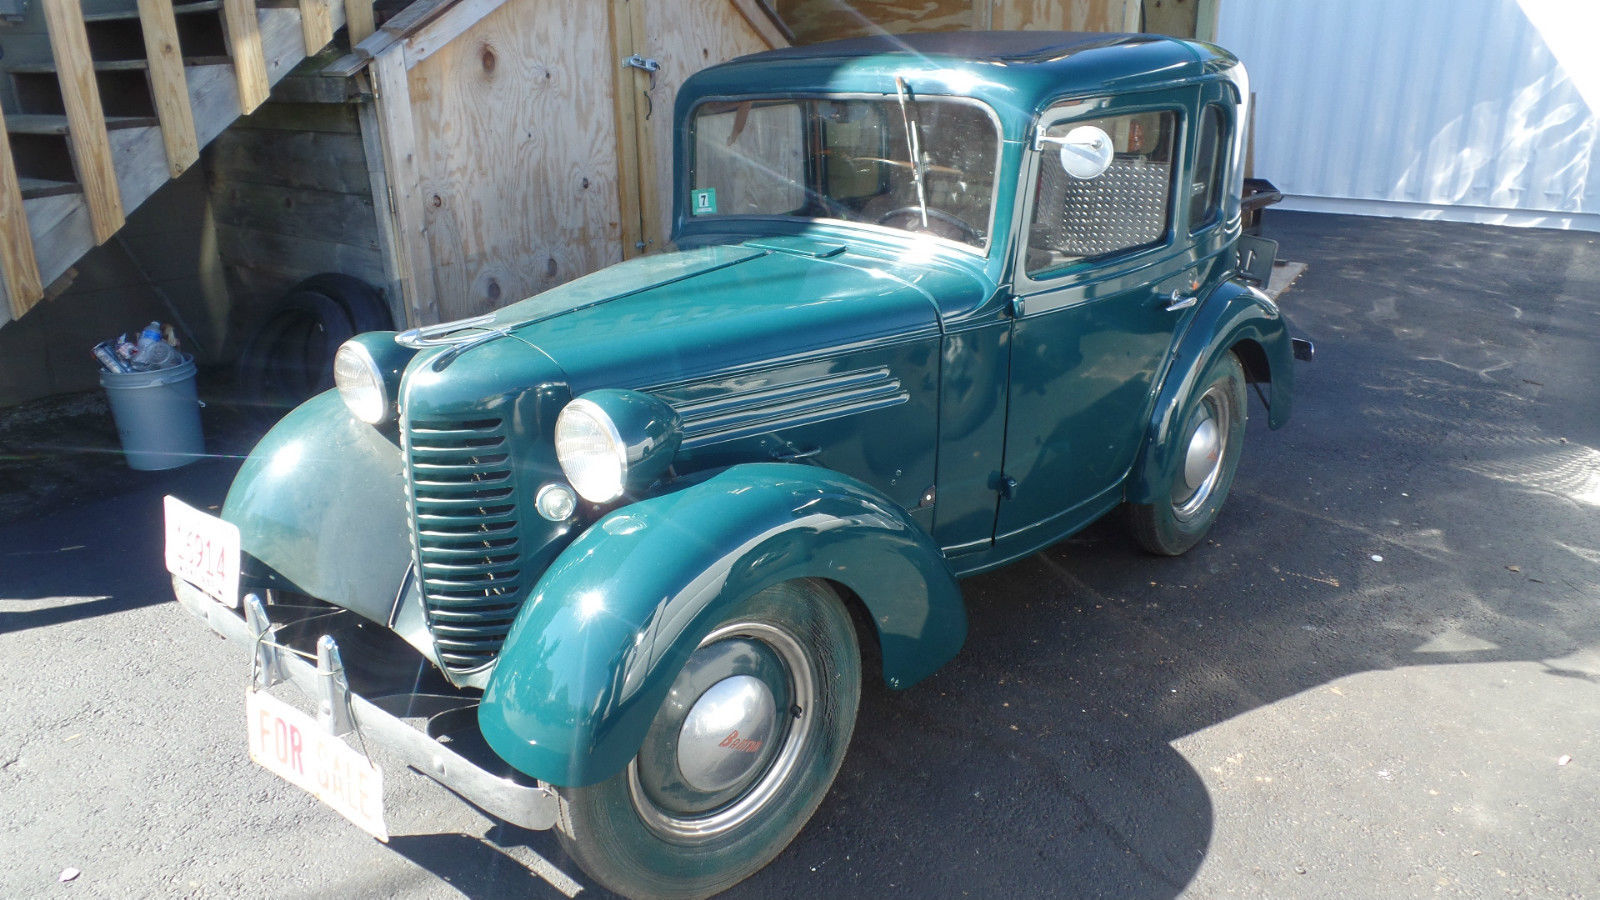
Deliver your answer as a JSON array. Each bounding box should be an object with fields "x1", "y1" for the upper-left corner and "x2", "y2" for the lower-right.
[
  {"x1": 971, "y1": 0, "x2": 993, "y2": 30},
  {"x1": 298, "y1": 0, "x2": 335, "y2": 53},
  {"x1": 609, "y1": 0, "x2": 646, "y2": 260},
  {"x1": 43, "y1": 0, "x2": 125, "y2": 244},
  {"x1": 326, "y1": 0, "x2": 452, "y2": 77},
  {"x1": 403, "y1": 0, "x2": 508, "y2": 70},
  {"x1": 728, "y1": 0, "x2": 790, "y2": 49},
  {"x1": 356, "y1": 96, "x2": 408, "y2": 328},
  {"x1": 138, "y1": 0, "x2": 200, "y2": 177},
  {"x1": 221, "y1": 0, "x2": 271, "y2": 113},
  {"x1": 344, "y1": 0, "x2": 374, "y2": 43},
  {"x1": 374, "y1": 0, "x2": 456, "y2": 39},
  {"x1": 369, "y1": 49, "x2": 438, "y2": 324},
  {"x1": 0, "y1": 109, "x2": 44, "y2": 319},
  {"x1": 1123, "y1": 0, "x2": 1142, "y2": 32},
  {"x1": 624, "y1": 0, "x2": 663, "y2": 255},
  {"x1": 1141, "y1": 0, "x2": 1196, "y2": 36},
  {"x1": 1194, "y1": 0, "x2": 1221, "y2": 42}
]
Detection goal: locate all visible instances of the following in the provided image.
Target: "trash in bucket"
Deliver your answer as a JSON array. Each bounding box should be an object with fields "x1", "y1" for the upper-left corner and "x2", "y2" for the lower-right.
[
  {"x1": 94, "y1": 323, "x2": 204, "y2": 470},
  {"x1": 94, "y1": 321, "x2": 184, "y2": 375}
]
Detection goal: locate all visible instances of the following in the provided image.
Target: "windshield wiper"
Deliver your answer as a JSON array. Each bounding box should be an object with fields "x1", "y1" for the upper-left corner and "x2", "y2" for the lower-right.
[{"x1": 894, "y1": 76, "x2": 930, "y2": 229}]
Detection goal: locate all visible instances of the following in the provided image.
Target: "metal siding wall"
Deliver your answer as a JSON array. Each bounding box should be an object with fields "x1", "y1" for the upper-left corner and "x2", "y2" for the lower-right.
[{"x1": 1218, "y1": 0, "x2": 1600, "y2": 230}]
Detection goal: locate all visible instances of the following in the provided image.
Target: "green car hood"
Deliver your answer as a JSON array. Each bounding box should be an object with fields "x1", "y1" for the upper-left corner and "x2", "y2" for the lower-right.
[{"x1": 473, "y1": 238, "x2": 987, "y2": 390}]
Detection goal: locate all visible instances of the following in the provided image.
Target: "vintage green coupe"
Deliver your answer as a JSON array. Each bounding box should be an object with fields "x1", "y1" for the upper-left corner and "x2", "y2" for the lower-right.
[{"x1": 170, "y1": 31, "x2": 1308, "y2": 899}]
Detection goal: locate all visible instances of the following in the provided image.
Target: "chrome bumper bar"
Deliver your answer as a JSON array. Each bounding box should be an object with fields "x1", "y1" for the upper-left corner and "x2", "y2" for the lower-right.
[{"x1": 174, "y1": 578, "x2": 558, "y2": 831}]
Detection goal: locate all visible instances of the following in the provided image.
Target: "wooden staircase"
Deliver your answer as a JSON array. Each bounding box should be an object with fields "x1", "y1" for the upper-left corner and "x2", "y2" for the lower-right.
[{"x1": 0, "y1": 0, "x2": 376, "y2": 325}]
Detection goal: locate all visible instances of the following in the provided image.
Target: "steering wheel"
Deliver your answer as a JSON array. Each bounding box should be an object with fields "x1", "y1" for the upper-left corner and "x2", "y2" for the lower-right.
[{"x1": 875, "y1": 206, "x2": 982, "y2": 244}]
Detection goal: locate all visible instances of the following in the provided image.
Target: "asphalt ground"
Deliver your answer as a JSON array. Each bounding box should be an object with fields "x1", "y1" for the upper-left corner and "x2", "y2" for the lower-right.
[{"x1": 2, "y1": 211, "x2": 1597, "y2": 898}]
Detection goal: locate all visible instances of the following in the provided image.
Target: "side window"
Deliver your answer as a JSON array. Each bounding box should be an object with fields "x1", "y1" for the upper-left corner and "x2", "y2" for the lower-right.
[
  {"x1": 1189, "y1": 105, "x2": 1227, "y2": 231},
  {"x1": 1026, "y1": 109, "x2": 1177, "y2": 277}
]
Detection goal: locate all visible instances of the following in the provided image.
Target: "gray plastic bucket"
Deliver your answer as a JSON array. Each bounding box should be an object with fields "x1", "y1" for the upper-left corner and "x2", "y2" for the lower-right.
[{"x1": 99, "y1": 355, "x2": 204, "y2": 471}]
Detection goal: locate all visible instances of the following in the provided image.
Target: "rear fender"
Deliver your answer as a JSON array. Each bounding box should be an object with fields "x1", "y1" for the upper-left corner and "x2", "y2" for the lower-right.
[
  {"x1": 1128, "y1": 280, "x2": 1294, "y2": 505},
  {"x1": 479, "y1": 463, "x2": 966, "y2": 787}
]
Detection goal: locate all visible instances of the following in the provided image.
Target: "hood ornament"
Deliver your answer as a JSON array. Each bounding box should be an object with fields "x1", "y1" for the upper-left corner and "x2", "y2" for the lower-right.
[{"x1": 395, "y1": 314, "x2": 514, "y2": 371}]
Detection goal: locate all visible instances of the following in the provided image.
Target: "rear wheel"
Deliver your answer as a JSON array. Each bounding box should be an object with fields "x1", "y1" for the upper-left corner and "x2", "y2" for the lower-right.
[
  {"x1": 1127, "y1": 350, "x2": 1248, "y2": 556},
  {"x1": 555, "y1": 579, "x2": 860, "y2": 900}
]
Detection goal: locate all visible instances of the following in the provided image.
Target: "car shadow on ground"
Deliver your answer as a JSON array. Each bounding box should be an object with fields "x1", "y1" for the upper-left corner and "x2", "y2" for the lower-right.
[{"x1": 386, "y1": 831, "x2": 580, "y2": 899}]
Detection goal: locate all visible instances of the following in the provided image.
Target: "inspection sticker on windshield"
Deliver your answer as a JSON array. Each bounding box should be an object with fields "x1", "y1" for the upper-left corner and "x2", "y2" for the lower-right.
[
  {"x1": 247, "y1": 690, "x2": 388, "y2": 841},
  {"x1": 163, "y1": 495, "x2": 240, "y2": 609},
  {"x1": 691, "y1": 187, "x2": 717, "y2": 215}
]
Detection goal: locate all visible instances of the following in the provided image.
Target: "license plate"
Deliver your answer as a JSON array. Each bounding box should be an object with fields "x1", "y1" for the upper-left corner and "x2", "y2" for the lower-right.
[
  {"x1": 246, "y1": 690, "x2": 388, "y2": 841},
  {"x1": 163, "y1": 496, "x2": 240, "y2": 609}
]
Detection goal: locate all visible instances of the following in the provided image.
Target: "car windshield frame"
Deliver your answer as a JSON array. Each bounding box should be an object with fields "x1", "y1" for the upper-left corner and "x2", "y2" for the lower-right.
[{"x1": 683, "y1": 92, "x2": 1006, "y2": 257}]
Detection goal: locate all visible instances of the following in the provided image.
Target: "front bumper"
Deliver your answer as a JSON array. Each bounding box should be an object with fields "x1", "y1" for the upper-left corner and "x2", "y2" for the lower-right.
[{"x1": 174, "y1": 577, "x2": 559, "y2": 831}]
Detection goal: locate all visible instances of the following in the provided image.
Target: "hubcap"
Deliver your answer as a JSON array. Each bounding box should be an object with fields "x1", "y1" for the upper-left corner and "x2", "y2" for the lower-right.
[
  {"x1": 629, "y1": 621, "x2": 816, "y2": 842},
  {"x1": 676, "y1": 675, "x2": 777, "y2": 793},
  {"x1": 1172, "y1": 385, "x2": 1231, "y2": 521},
  {"x1": 1183, "y1": 416, "x2": 1220, "y2": 490}
]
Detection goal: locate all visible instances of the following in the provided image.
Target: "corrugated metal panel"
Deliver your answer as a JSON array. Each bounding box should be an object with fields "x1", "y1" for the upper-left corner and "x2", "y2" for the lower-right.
[{"x1": 1218, "y1": 0, "x2": 1600, "y2": 230}]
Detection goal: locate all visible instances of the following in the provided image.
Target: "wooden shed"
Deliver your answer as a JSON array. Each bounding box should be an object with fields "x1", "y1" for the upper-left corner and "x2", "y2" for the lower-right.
[{"x1": 0, "y1": 0, "x2": 1209, "y2": 403}]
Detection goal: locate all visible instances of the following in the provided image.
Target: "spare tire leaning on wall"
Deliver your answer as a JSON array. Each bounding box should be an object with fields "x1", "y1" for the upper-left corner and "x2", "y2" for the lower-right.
[{"x1": 236, "y1": 274, "x2": 393, "y2": 418}]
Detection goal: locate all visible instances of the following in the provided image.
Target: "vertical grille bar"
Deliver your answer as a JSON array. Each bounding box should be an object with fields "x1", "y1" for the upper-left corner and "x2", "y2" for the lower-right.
[{"x1": 404, "y1": 416, "x2": 526, "y2": 675}]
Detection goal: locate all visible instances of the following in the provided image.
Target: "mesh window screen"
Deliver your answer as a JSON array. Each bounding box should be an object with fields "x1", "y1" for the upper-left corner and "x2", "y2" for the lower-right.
[{"x1": 1027, "y1": 110, "x2": 1177, "y2": 276}]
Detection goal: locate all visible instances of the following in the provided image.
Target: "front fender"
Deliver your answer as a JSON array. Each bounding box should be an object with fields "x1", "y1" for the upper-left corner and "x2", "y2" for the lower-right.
[
  {"x1": 1129, "y1": 280, "x2": 1295, "y2": 505},
  {"x1": 221, "y1": 392, "x2": 410, "y2": 625},
  {"x1": 479, "y1": 463, "x2": 966, "y2": 787}
]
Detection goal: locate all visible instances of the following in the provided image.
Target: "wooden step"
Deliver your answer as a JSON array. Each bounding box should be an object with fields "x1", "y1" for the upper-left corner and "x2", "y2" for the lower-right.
[
  {"x1": 6, "y1": 114, "x2": 161, "y2": 135},
  {"x1": 84, "y1": 0, "x2": 229, "y2": 64},
  {"x1": 1, "y1": 2, "x2": 333, "y2": 325},
  {"x1": 8, "y1": 55, "x2": 232, "y2": 75},
  {"x1": 18, "y1": 177, "x2": 80, "y2": 200},
  {"x1": 82, "y1": 0, "x2": 222, "y2": 22}
]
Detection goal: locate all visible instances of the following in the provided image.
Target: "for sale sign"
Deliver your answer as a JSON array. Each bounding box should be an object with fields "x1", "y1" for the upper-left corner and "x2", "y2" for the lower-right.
[{"x1": 246, "y1": 690, "x2": 388, "y2": 841}]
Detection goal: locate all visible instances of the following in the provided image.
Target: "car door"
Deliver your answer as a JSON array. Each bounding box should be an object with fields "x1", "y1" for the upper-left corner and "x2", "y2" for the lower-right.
[{"x1": 995, "y1": 93, "x2": 1208, "y2": 545}]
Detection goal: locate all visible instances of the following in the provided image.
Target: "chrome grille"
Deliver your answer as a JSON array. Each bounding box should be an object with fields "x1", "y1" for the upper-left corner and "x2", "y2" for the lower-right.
[
  {"x1": 405, "y1": 416, "x2": 525, "y2": 674},
  {"x1": 667, "y1": 366, "x2": 908, "y2": 450}
]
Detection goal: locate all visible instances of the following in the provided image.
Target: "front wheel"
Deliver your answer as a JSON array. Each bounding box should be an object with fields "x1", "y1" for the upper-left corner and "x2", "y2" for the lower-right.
[
  {"x1": 1127, "y1": 350, "x2": 1249, "y2": 556},
  {"x1": 555, "y1": 579, "x2": 861, "y2": 900}
]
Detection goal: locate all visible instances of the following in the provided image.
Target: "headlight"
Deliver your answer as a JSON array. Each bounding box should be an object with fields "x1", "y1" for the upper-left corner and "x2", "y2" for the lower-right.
[
  {"x1": 333, "y1": 334, "x2": 414, "y2": 425},
  {"x1": 554, "y1": 390, "x2": 681, "y2": 503},
  {"x1": 334, "y1": 342, "x2": 387, "y2": 424}
]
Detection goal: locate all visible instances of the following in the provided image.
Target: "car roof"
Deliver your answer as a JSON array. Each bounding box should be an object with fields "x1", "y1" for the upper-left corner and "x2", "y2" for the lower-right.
[
  {"x1": 751, "y1": 30, "x2": 1162, "y2": 64},
  {"x1": 680, "y1": 31, "x2": 1237, "y2": 135}
]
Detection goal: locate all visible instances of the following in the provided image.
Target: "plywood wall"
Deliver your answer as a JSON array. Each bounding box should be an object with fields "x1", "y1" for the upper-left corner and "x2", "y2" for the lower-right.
[
  {"x1": 773, "y1": 0, "x2": 1137, "y2": 41},
  {"x1": 774, "y1": 0, "x2": 975, "y2": 38},
  {"x1": 994, "y1": 0, "x2": 1138, "y2": 31},
  {"x1": 631, "y1": 0, "x2": 774, "y2": 248},
  {"x1": 1140, "y1": 0, "x2": 1211, "y2": 38},
  {"x1": 406, "y1": 0, "x2": 625, "y2": 320}
]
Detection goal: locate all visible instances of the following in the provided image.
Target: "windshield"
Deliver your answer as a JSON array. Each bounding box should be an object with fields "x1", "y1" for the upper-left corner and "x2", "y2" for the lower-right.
[{"x1": 688, "y1": 96, "x2": 999, "y2": 249}]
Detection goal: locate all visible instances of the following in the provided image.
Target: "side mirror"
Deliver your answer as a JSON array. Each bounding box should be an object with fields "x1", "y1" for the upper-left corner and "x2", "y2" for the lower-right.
[{"x1": 1044, "y1": 125, "x2": 1115, "y2": 180}]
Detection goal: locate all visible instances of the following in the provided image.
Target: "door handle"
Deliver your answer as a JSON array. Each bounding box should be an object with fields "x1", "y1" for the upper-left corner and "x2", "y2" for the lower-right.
[{"x1": 1165, "y1": 290, "x2": 1197, "y2": 312}]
